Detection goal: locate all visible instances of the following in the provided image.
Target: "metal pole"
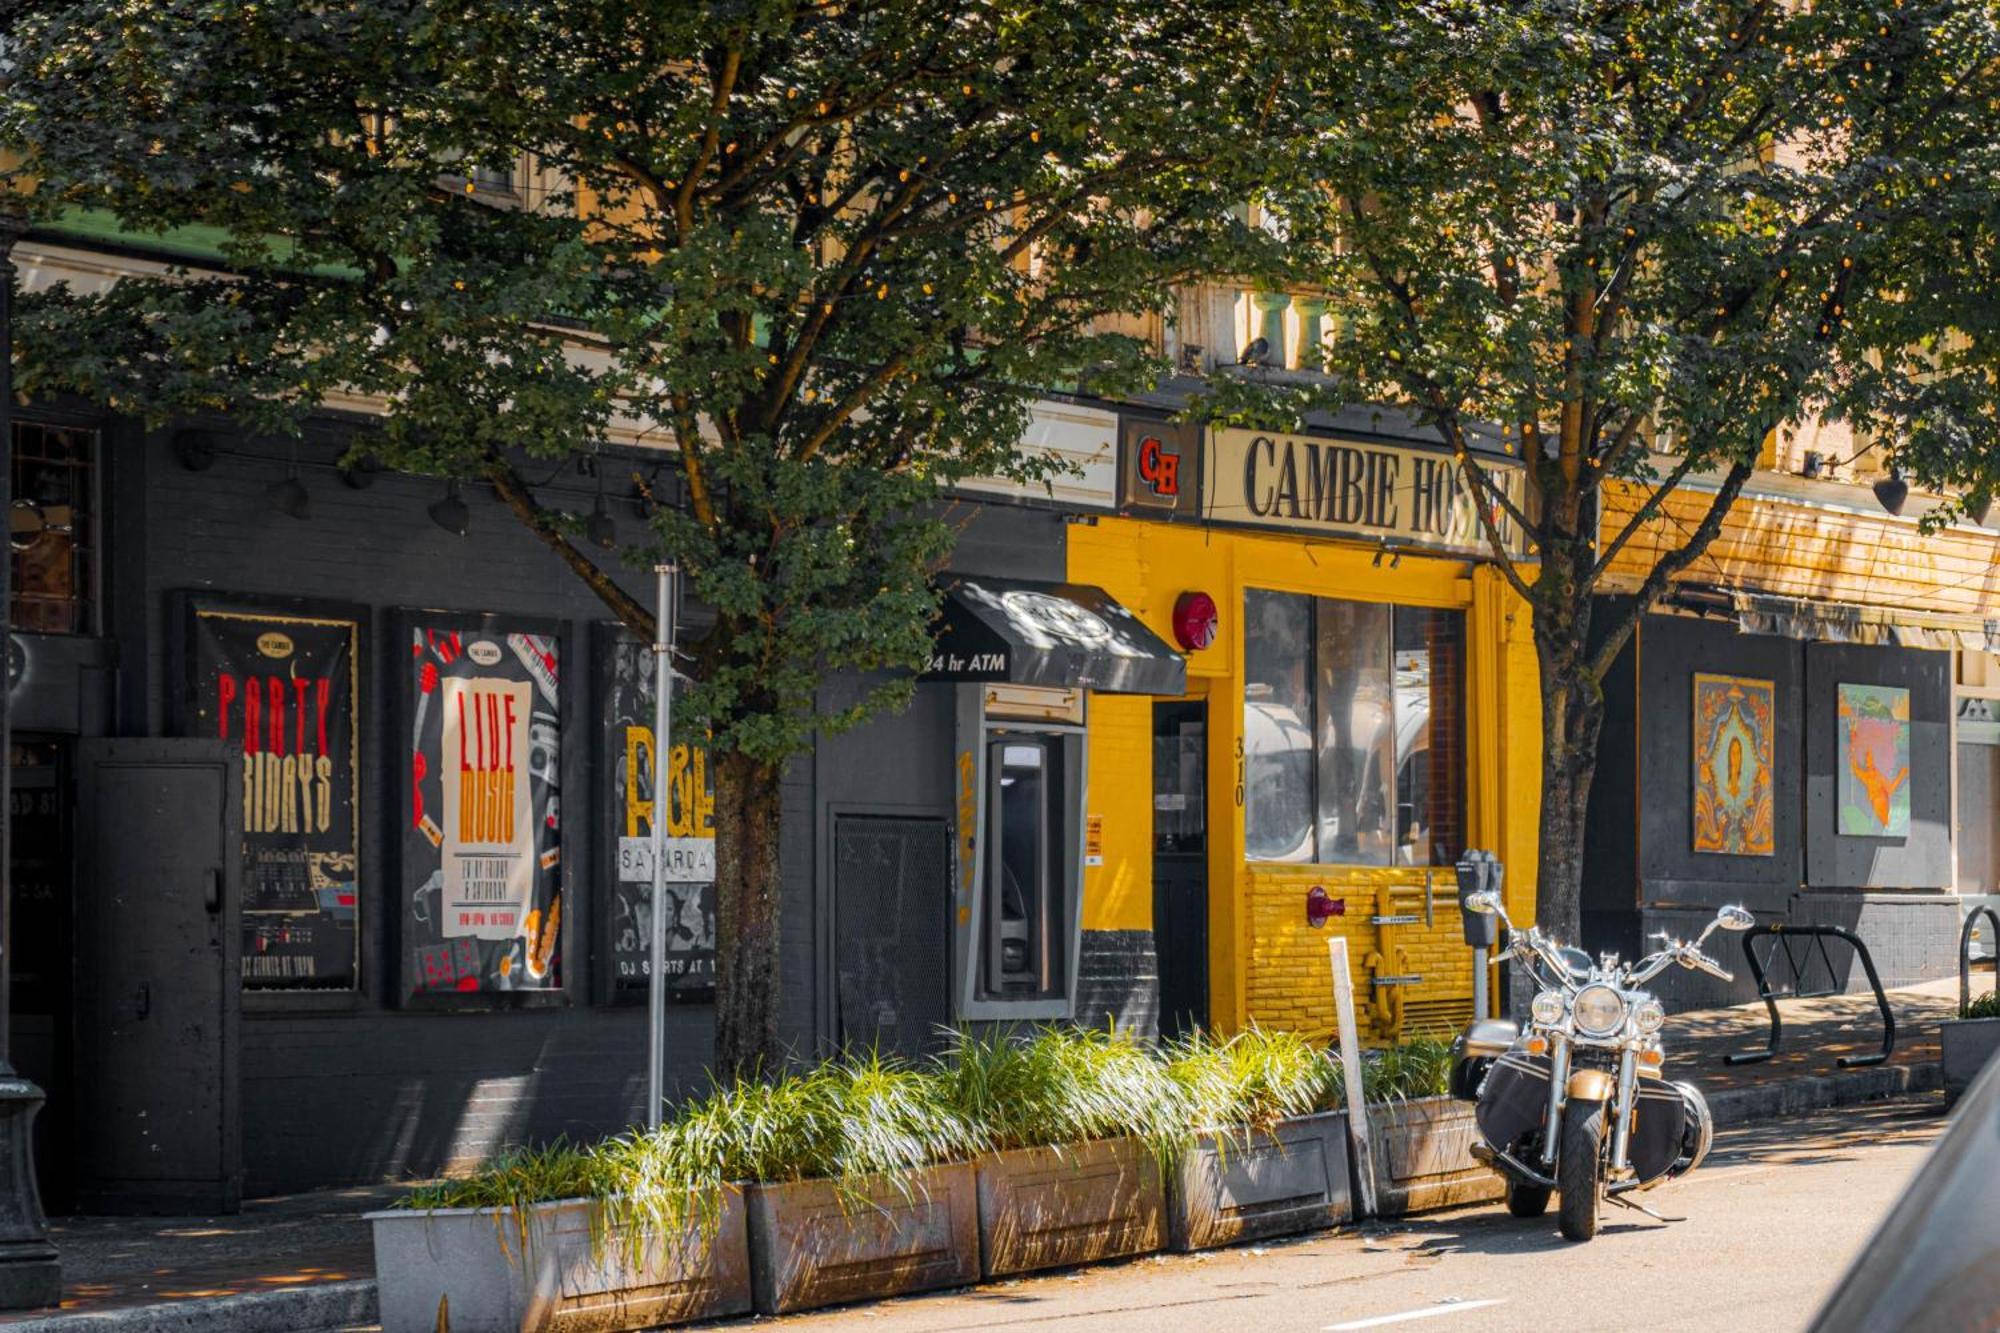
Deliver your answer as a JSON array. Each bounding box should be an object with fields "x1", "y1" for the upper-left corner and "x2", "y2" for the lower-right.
[
  {"x1": 1472, "y1": 946, "x2": 1489, "y2": 1020},
  {"x1": 645, "y1": 564, "x2": 676, "y2": 1132}
]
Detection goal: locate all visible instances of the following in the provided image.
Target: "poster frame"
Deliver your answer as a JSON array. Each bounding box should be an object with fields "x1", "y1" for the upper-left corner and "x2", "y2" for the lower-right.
[
  {"x1": 591, "y1": 620, "x2": 717, "y2": 1007},
  {"x1": 390, "y1": 607, "x2": 571, "y2": 1012},
  {"x1": 171, "y1": 590, "x2": 370, "y2": 1012}
]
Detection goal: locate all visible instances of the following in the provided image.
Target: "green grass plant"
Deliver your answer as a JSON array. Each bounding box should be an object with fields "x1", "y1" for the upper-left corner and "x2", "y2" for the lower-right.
[
  {"x1": 1357, "y1": 1033, "x2": 1454, "y2": 1104},
  {"x1": 1163, "y1": 1027, "x2": 1337, "y2": 1130},
  {"x1": 931, "y1": 1025, "x2": 1189, "y2": 1158},
  {"x1": 1965, "y1": 988, "x2": 2000, "y2": 1020}
]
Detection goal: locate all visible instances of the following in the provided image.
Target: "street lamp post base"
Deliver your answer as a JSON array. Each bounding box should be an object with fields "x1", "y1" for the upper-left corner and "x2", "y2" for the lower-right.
[{"x1": 0, "y1": 1077, "x2": 59, "y2": 1310}]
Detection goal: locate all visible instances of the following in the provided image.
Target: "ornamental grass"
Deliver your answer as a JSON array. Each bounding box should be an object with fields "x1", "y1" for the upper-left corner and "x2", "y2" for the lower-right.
[{"x1": 398, "y1": 1027, "x2": 1457, "y2": 1218}]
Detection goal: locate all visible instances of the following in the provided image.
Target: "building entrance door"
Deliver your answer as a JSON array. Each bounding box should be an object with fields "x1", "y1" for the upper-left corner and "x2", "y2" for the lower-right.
[
  {"x1": 74, "y1": 740, "x2": 242, "y2": 1213},
  {"x1": 9, "y1": 738, "x2": 74, "y2": 1214},
  {"x1": 1152, "y1": 700, "x2": 1208, "y2": 1039}
]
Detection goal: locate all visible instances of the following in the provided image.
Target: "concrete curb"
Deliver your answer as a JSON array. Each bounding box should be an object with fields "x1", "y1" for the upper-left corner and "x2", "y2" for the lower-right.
[
  {"x1": 1, "y1": 1279, "x2": 377, "y2": 1332},
  {"x1": 1705, "y1": 1060, "x2": 1943, "y2": 1127}
]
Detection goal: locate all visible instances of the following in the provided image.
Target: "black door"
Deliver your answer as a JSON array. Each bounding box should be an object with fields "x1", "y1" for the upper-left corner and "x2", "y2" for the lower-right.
[
  {"x1": 74, "y1": 740, "x2": 241, "y2": 1213},
  {"x1": 1153, "y1": 701, "x2": 1208, "y2": 1039},
  {"x1": 9, "y1": 738, "x2": 74, "y2": 1213},
  {"x1": 832, "y1": 815, "x2": 950, "y2": 1059}
]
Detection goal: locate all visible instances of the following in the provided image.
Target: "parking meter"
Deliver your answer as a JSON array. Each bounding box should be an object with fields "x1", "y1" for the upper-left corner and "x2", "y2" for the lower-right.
[{"x1": 1456, "y1": 851, "x2": 1503, "y2": 1018}]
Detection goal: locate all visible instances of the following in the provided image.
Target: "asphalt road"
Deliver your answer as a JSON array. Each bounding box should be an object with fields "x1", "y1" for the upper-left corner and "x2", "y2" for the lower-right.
[{"x1": 728, "y1": 1099, "x2": 1950, "y2": 1333}]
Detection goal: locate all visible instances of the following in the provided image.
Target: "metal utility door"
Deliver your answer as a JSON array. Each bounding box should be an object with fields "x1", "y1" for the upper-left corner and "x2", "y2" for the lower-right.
[
  {"x1": 832, "y1": 815, "x2": 950, "y2": 1059},
  {"x1": 1152, "y1": 701, "x2": 1209, "y2": 1039},
  {"x1": 74, "y1": 740, "x2": 242, "y2": 1213}
]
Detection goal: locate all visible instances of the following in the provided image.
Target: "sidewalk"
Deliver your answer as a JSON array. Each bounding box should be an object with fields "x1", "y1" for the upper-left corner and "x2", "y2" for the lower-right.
[{"x1": 5, "y1": 969, "x2": 1989, "y2": 1330}]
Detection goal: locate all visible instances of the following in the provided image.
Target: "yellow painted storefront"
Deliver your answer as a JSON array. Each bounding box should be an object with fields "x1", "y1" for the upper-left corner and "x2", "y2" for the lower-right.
[{"x1": 1069, "y1": 516, "x2": 1543, "y2": 1046}]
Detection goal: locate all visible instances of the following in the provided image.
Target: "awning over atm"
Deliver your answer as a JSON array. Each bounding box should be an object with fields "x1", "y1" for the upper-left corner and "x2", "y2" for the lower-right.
[{"x1": 922, "y1": 575, "x2": 1188, "y2": 696}]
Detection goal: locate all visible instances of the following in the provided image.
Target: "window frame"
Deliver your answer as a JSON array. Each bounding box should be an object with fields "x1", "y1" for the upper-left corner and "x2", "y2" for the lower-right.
[{"x1": 1243, "y1": 587, "x2": 1467, "y2": 869}]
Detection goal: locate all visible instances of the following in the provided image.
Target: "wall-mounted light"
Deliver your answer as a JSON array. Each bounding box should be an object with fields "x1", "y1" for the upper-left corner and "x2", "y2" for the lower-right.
[
  {"x1": 1800, "y1": 450, "x2": 1824, "y2": 480},
  {"x1": 339, "y1": 453, "x2": 383, "y2": 489},
  {"x1": 586, "y1": 463, "x2": 616, "y2": 549},
  {"x1": 428, "y1": 480, "x2": 470, "y2": 536},
  {"x1": 267, "y1": 441, "x2": 308, "y2": 519},
  {"x1": 1236, "y1": 336, "x2": 1271, "y2": 368},
  {"x1": 173, "y1": 430, "x2": 218, "y2": 472},
  {"x1": 1171, "y1": 591, "x2": 1218, "y2": 652},
  {"x1": 1970, "y1": 495, "x2": 1993, "y2": 527},
  {"x1": 1872, "y1": 466, "x2": 1909, "y2": 517}
]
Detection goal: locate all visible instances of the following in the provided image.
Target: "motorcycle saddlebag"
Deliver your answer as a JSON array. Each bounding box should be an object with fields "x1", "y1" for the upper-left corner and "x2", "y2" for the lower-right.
[
  {"x1": 1449, "y1": 1019, "x2": 1519, "y2": 1101},
  {"x1": 1627, "y1": 1076, "x2": 1690, "y2": 1183},
  {"x1": 1473, "y1": 1050, "x2": 1551, "y2": 1149}
]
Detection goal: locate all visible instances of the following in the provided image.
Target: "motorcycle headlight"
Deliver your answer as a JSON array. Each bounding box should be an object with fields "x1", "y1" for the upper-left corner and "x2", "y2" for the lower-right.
[
  {"x1": 1530, "y1": 990, "x2": 1566, "y2": 1026},
  {"x1": 1572, "y1": 984, "x2": 1628, "y2": 1038},
  {"x1": 1635, "y1": 998, "x2": 1666, "y2": 1034}
]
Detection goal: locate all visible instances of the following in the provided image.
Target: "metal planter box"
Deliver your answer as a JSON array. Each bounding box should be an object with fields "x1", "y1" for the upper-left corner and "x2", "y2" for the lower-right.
[
  {"x1": 1168, "y1": 1110, "x2": 1353, "y2": 1252},
  {"x1": 1366, "y1": 1096, "x2": 1502, "y2": 1218},
  {"x1": 745, "y1": 1162, "x2": 979, "y2": 1316},
  {"x1": 367, "y1": 1191, "x2": 750, "y2": 1333},
  {"x1": 1942, "y1": 1016, "x2": 2000, "y2": 1106},
  {"x1": 976, "y1": 1136, "x2": 1166, "y2": 1278}
]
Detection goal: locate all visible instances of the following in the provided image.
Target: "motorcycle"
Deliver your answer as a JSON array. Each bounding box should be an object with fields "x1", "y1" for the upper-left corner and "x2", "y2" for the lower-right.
[{"x1": 1448, "y1": 891, "x2": 1755, "y2": 1241}]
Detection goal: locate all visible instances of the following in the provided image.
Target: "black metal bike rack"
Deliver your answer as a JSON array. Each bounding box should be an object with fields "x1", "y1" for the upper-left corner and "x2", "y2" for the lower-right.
[
  {"x1": 1962, "y1": 907, "x2": 2000, "y2": 1019},
  {"x1": 1724, "y1": 924, "x2": 1895, "y2": 1068}
]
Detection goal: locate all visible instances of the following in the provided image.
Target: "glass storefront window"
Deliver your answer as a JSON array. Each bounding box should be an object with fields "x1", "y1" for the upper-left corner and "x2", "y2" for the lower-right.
[
  {"x1": 1245, "y1": 589, "x2": 1466, "y2": 867},
  {"x1": 10, "y1": 422, "x2": 97, "y2": 635}
]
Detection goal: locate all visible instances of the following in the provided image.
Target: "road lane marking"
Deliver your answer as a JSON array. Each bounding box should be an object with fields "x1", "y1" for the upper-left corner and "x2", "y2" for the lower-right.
[{"x1": 1325, "y1": 1298, "x2": 1508, "y2": 1330}]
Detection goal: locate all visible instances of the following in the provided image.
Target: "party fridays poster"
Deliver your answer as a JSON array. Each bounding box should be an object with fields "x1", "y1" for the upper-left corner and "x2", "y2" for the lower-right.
[{"x1": 404, "y1": 617, "x2": 562, "y2": 998}]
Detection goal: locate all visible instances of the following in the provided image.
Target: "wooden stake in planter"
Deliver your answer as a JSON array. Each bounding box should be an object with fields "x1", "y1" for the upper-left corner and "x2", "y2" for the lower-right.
[{"x1": 1328, "y1": 936, "x2": 1378, "y2": 1217}]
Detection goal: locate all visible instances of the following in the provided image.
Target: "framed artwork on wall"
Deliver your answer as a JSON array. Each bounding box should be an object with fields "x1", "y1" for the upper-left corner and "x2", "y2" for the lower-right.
[
  {"x1": 396, "y1": 611, "x2": 565, "y2": 1004},
  {"x1": 1692, "y1": 672, "x2": 1776, "y2": 856},
  {"x1": 1837, "y1": 682, "x2": 1912, "y2": 837}
]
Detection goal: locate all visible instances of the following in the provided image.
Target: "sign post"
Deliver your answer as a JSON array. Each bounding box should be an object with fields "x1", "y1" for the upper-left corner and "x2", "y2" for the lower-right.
[
  {"x1": 646, "y1": 564, "x2": 676, "y2": 1132},
  {"x1": 1328, "y1": 935, "x2": 1377, "y2": 1218}
]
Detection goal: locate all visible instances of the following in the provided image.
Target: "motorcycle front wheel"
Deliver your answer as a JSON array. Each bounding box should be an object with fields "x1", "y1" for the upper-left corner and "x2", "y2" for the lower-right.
[{"x1": 1556, "y1": 1100, "x2": 1606, "y2": 1241}]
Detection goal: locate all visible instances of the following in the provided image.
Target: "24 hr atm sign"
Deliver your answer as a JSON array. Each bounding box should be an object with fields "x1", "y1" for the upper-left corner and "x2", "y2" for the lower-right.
[{"x1": 1202, "y1": 427, "x2": 1531, "y2": 559}]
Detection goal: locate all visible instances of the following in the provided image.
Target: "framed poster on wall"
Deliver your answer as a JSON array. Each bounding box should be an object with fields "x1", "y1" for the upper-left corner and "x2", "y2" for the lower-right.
[
  {"x1": 594, "y1": 623, "x2": 716, "y2": 1003},
  {"x1": 180, "y1": 593, "x2": 363, "y2": 991},
  {"x1": 396, "y1": 611, "x2": 565, "y2": 1004}
]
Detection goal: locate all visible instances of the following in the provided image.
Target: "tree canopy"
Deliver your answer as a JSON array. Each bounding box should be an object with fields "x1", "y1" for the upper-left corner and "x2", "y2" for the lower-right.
[
  {"x1": 1260, "y1": 0, "x2": 2000, "y2": 936},
  {"x1": 3, "y1": 0, "x2": 1310, "y2": 1071}
]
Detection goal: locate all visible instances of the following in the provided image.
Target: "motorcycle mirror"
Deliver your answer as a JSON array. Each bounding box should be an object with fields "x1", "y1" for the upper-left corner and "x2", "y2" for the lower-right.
[
  {"x1": 1463, "y1": 890, "x2": 1501, "y2": 916},
  {"x1": 1716, "y1": 905, "x2": 1756, "y2": 932}
]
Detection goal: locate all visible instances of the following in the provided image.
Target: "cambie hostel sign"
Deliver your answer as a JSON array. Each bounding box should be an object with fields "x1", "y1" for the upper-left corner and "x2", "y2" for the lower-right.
[{"x1": 1202, "y1": 426, "x2": 1532, "y2": 560}]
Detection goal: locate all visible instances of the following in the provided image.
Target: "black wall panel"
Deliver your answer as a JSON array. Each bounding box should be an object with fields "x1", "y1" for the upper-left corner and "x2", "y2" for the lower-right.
[
  {"x1": 1804, "y1": 642, "x2": 1952, "y2": 889},
  {"x1": 1636, "y1": 613, "x2": 1806, "y2": 912}
]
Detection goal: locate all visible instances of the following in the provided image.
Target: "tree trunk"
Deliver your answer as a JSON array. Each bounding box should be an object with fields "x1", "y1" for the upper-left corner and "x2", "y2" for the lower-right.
[
  {"x1": 713, "y1": 750, "x2": 783, "y2": 1081},
  {"x1": 1532, "y1": 599, "x2": 1606, "y2": 948}
]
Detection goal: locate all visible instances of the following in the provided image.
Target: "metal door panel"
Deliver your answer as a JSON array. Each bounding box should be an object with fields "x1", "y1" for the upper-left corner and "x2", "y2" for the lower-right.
[{"x1": 74, "y1": 740, "x2": 241, "y2": 1212}]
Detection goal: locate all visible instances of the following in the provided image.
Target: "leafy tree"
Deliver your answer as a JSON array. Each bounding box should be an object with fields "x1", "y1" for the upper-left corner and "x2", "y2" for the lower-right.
[
  {"x1": 2, "y1": 0, "x2": 1302, "y2": 1075},
  {"x1": 1266, "y1": 0, "x2": 2000, "y2": 941}
]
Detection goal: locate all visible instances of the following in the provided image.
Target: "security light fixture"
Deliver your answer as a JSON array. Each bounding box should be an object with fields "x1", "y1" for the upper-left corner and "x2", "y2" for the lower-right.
[
  {"x1": 174, "y1": 430, "x2": 218, "y2": 472},
  {"x1": 1872, "y1": 466, "x2": 1909, "y2": 517},
  {"x1": 1237, "y1": 336, "x2": 1271, "y2": 368},
  {"x1": 1800, "y1": 450, "x2": 1824, "y2": 480},
  {"x1": 339, "y1": 453, "x2": 383, "y2": 488},
  {"x1": 1970, "y1": 495, "x2": 1993, "y2": 527},
  {"x1": 428, "y1": 480, "x2": 470, "y2": 536}
]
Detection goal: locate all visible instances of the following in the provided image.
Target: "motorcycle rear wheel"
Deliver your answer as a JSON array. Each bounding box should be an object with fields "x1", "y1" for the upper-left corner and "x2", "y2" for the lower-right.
[
  {"x1": 1505, "y1": 1179, "x2": 1551, "y2": 1217},
  {"x1": 1557, "y1": 1100, "x2": 1606, "y2": 1242}
]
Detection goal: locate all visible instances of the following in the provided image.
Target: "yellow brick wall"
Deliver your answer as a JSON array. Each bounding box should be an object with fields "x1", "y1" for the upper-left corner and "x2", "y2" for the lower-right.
[{"x1": 1069, "y1": 517, "x2": 1542, "y2": 1045}]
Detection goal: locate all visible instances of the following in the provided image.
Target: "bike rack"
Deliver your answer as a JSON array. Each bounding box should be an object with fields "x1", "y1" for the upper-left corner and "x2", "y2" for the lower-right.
[
  {"x1": 1962, "y1": 907, "x2": 2000, "y2": 1019},
  {"x1": 1724, "y1": 924, "x2": 1895, "y2": 1068}
]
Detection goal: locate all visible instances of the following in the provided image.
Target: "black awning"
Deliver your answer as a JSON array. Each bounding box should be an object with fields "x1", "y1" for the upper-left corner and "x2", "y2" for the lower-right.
[{"x1": 922, "y1": 576, "x2": 1188, "y2": 696}]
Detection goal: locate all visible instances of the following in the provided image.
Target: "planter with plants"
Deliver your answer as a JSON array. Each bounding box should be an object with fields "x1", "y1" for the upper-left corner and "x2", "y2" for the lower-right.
[
  {"x1": 1162, "y1": 1029, "x2": 1352, "y2": 1252},
  {"x1": 702, "y1": 1057, "x2": 984, "y2": 1315},
  {"x1": 367, "y1": 1143, "x2": 750, "y2": 1333},
  {"x1": 1942, "y1": 988, "x2": 2000, "y2": 1107},
  {"x1": 1354, "y1": 1036, "x2": 1503, "y2": 1218},
  {"x1": 941, "y1": 1028, "x2": 1174, "y2": 1278}
]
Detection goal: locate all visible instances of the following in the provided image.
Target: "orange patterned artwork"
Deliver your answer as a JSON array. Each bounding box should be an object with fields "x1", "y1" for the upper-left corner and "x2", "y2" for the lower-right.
[
  {"x1": 1693, "y1": 673, "x2": 1776, "y2": 856},
  {"x1": 1838, "y1": 683, "x2": 1911, "y2": 836}
]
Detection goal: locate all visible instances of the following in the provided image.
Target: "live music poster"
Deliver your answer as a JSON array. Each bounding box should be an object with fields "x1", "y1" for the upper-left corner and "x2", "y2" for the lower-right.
[
  {"x1": 188, "y1": 598, "x2": 361, "y2": 990},
  {"x1": 401, "y1": 613, "x2": 563, "y2": 1001}
]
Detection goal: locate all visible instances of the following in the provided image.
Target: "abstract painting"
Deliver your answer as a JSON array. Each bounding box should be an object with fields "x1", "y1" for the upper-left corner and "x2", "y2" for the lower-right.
[
  {"x1": 1838, "y1": 683, "x2": 1911, "y2": 837},
  {"x1": 1693, "y1": 673, "x2": 1776, "y2": 856}
]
